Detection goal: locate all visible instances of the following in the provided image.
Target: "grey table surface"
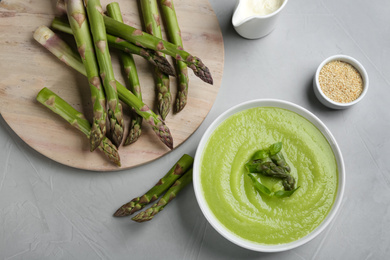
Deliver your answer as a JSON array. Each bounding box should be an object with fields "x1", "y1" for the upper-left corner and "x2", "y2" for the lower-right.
[{"x1": 1, "y1": 0, "x2": 390, "y2": 259}]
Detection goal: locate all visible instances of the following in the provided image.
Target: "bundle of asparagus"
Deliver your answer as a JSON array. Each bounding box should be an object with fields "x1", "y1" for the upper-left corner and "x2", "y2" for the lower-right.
[
  {"x1": 33, "y1": 0, "x2": 213, "y2": 166},
  {"x1": 53, "y1": 0, "x2": 212, "y2": 84},
  {"x1": 34, "y1": 25, "x2": 173, "y2": 167},
  {"x1": 114, "y1": 154, "x2": 194, "y2": 222}
]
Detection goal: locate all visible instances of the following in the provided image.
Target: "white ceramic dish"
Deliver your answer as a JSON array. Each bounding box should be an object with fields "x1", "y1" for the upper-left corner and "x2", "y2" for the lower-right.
[
  {"x1": 232, "y1": 0, "x2": 289, "y2": 39},
  {"x1": 193, "y1": 99, "x2": 345, "y2": 252},
  {"x1": 313, "y1": 55, "x2": 369, "y2": 109}
]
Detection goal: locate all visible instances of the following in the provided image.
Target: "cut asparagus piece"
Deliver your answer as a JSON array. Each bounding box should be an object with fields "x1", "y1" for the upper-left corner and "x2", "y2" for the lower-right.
[
  {"x1": 33, "y1": 26, "x2": 173, "y2": 149},
  {"x1": 114, "y1": 154, "x2": 193, "y2": 217},
  {"x1": 132, "y1": 168, "x2": 193, "y2": 222},
  {"x1": 103, "y1": 15, "x2": 213, "y2": 84},
  {"x1": 158, "y1": 0, "x2": 189, "y2": 112},
  {"x1": 269, "y1": 143, "x2": 294, "y2": 190},
  {"x1": 140, "y1": 0, "x2": 171, "y2": 120},
  {"x1": 282, "y1": 175, "x2": 296, "y2": 191},
  {"x1": 36, "y1": 87, "x2": 120, "y2": 166},
  {"x1": 85, "y1": 0, "x2": 124, "y2": 147},
  {"x1": 51, "y1": 17, "x2": 175, "y2": 76},
  {"x1": 246, "y1": 160, "x2": 288, "y2": 179},
  {"x1": 270, "y1": 152, "x2": 291, "y2": 173},
  {"x1": 106, "y1": 2, "x2": 143, "y2": 145},
  {"x1": 56, "y1": 0, "x2": 66, "y2": 15},
  {"x1": 33, "y1": 25, "x2": 86, "y2": 75},
  {"x1": 65, "y1": 0, "x2": 107, "y2": 152}
]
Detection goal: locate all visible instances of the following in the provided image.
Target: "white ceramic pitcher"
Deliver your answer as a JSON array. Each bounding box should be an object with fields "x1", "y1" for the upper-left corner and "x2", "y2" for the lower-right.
[{"x1": 232, "y1": 0, "x2": 289, "y2": 39}]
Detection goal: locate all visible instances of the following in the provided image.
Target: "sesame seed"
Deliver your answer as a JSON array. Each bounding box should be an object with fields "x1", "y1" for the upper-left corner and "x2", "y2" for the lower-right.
[{"x1": 318, "y1": 60, "x2": 364, "y2": 103}]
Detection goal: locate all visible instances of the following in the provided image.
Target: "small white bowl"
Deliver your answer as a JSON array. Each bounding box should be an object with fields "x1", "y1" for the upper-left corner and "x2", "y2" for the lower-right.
[
  {"x1": 193, "y1": 99, "x2": 345, "y2": 252},
  {"x1": 313, "y1": 55, "x2": 369, "y2": 109}
]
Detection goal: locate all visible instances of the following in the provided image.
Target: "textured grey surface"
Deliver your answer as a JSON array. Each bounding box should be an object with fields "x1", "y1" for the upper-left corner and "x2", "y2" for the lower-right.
[{"x1": 1, "y1": 0, "x2": 390, "y2": 259}]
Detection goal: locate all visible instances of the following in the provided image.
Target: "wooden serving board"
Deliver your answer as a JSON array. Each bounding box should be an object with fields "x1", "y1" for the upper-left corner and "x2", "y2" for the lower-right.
[{"x1": 0, "y1": 0, "x2": 224, "y2": 171}]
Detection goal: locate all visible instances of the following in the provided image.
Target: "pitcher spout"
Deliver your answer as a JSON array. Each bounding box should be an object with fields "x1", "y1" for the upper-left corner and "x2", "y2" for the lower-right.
[{"x1": 232, "y1": 0, "x2": 245, "y2": 27}]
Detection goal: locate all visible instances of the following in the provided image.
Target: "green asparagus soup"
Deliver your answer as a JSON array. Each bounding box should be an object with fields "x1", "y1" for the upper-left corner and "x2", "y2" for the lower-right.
[{"x1": 200, "y1": 107, "x2": 338, "y2": 245}]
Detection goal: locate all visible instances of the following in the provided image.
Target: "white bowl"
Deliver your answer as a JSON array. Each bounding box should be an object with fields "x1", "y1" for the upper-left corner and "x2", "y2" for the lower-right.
[
  {"x1": 193, "y1": 99, "x2": 345, "y2": 252},
  {"x1": 313, "y1": 55, "x2": 369, "y2": 109}
]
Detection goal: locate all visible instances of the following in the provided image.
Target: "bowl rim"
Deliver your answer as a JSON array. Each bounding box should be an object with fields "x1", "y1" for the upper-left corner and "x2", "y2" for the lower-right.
[
  {"x1": 193, "y1": 99, "x2": 345, "y2": 252},
  {"x1": 314, "y1": 54, "x2": 369, "y2": 108}
]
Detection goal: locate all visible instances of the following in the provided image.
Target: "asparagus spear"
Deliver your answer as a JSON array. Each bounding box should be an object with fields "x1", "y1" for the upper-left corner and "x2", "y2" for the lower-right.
[
  {"x1": 102, "y1": 15, "x2": 213, "y2": 84},
  {"x1": 246, "y1": 160, "x2": 288, "y2": 179},
  {"x1": 106, "y1": 2, "x2": 143, "y2": 145},
  {"x1": 84, "y1": 0, "x2": 124, "y2": 147},
  {"x1": 282, "y1": 175, "x2": 296, "y2": 191},
  {"x1": 33, "y1": 26, "x2": 86, "y2": 74},
  {"x1": 140, "y1": 0, "x2": 171, "y2": 120},
  {"x1": 114, "y1": 154, "x2": 193, "y2": 217},
  {"x1": 270, "y1": 152, "x2": 291, "y2": 173},
  {"x1": 116, "y1": 81, "x2": 173, "y2": 149},
  {"x1": 120, "y1": 54, "x2": 143, "y2": 145},
  {"x1": 33, "y1": 26, "x2": 173, "y2": 149},
  {"x1": 269, "y1": 153, "x2": 295, "y2": 190},
  {"x1": 158, "y1": 0, "x2": 189, "y2": 112},
  {"x1": 51, "y1": 17, "x2": 175, "y2": 76},
  {"x1": 132, "y1": 168, "x2": 193, "y2": 222},
  {"x1": 64, "y1": 0, "x2": 107, "y2": 152},
  {"x1": 36, "y1": 87, "x2": 120, "y2": 166}
]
